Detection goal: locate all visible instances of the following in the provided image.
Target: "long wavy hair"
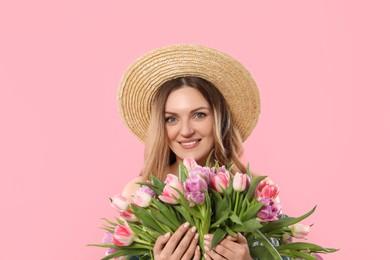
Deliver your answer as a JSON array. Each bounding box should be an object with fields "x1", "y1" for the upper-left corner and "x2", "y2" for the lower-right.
[{"x1": 141, "y1": 77, "x2": 246, "y2": 180}]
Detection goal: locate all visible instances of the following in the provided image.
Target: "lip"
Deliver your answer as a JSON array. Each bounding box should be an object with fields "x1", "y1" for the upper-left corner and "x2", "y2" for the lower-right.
[{"x1": 178, "y1": 139, "x2": 201, "y2": 149}]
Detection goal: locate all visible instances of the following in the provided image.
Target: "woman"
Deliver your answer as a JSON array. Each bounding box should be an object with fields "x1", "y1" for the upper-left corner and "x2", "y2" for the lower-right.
[{"x1": 118, "y1": 45, "x2": 263, "y2": 259}]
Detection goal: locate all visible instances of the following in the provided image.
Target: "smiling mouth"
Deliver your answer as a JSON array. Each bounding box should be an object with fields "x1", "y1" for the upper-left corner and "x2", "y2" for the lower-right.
[{"x1": 179, "y1": 139, "x2": 201, "y2": 147}]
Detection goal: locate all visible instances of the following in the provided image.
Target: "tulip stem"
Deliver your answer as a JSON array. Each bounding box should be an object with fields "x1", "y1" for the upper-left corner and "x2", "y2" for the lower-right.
[{"x1": 233, "y1": 192, "x2": 240, "y2": 215}]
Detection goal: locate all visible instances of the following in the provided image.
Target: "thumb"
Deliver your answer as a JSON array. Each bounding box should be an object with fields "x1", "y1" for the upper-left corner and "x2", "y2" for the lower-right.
[
  {"x1": 236, "y1": 232, "x2": 247, "y2": 245},
  {"x1": 153, "y1": 232, "x2": 171, "y2": 254}
]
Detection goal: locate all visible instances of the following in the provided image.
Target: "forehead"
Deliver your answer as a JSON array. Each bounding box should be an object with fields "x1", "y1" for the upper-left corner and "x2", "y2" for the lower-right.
[{"x1": 165, "y1": 87, "x2": 210, "y2": 111}]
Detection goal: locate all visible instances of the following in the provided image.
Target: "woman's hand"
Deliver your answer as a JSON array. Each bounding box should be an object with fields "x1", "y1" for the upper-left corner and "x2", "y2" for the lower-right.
[
  {"x1": 153, "y1": 222, "x2": 201, "y2": 260},
  {"x1": 203, "y1": 233, "x2": 252, "y2": 260}
]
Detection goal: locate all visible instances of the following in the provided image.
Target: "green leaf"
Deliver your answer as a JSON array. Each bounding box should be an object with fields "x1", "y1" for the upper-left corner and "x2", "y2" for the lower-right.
[
  {"x1": 260, "y1": 206, "x2": 317, "y2": 233},
  {"x1": 178, "y1": 164, "x2": 188, "y2": 183},
  {"x1": 152, "y1": 199, "x2": 181, "y2": 229},
  {"x1": 276, "y1": 242, "x2": 338, "y2": 253},
  {"x1": 240, "y1": 202, "x2": 264, "y2": 221},
  {"x1": 206, "y1": 149, "x2": 214, "y2": 167},
  {"x1": 148, "y1": 207, "x2": 176, "y2": 232},
  {"x1": 174, "y1": 205, "x2": 195, "y2": 226},
  {"x1": 279, "y1": 250, "x2": 317, "y2": 260},
  {"x1": 101, "y1": 218, "x2": 117, "y2": 227},
  {"x1": 86, "y1": 244, "x2": 120, "y2": 248},
  {"x1": 229, "y1": 213, "x2": 243, "y2": 225},
  {"x1": 252, "y1": 230, "x2": 282, "y2": 260},
  {"x1": 232, "y1": 219, "x2": 263, "y2": 232},
  {"x1": 250, "y1": 245, "x2": 274, "y2": 259},
  {"x1": 210, "y1": 228, "x2": 227, "y2": 249},
  {"x1": 247, "y1": 162, "x2": 252, "y2": 178},
  {"x1": 227, "y1": 163, "x2": 235, "y2": 172},
  {"x1": 150, "y1": 176, "x2": 165, "y2": 191},
  {"x1": 131, "y1": 206, "x2": 165, "y2": 234}
]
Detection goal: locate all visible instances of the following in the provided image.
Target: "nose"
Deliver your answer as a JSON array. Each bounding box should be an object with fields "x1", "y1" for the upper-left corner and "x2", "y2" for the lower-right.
[{"x1": 180, "y1": 119, "x2": 195, "y2": 137}]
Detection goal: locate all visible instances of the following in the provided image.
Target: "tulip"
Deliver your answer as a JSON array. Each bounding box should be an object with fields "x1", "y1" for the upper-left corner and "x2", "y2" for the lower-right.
[
  {"x1": 158, "y1": 174, "x2": 185, "y2": 204},
  {"x1": 139, "y1": 183, "x2": 156, "y2": 197},
  {"x1": 120, "y1": 208, "x2": 139, "y2": 222},
  {"x1": 291, "y1": 223, "x2": 311, "y2": 239},
  {"x1": 133, "y1": 190, "x2": 152, "y2": 207},
  {"x1": 185, "y1": 172, "x2": 208, "y2": 193},
  {"x1": 112, "y1": 222, "x2": 135, "y2": 246},
  {"x1": 186, "y1": 191, "x2": 206, "y2": 206},
  {"x1": 211, "y1": 171, "x2": 230, "y2": 193},
  {"x1": 110, "y1": 194, "x2": 130, "y2": 213},
  {"x1": 255, "y1": 181, "x2": 280, "y2": 201},
  {"x1": 233, "y1": 173, "x2": 250, "y2": 192},
  {"x1": 257, "y1": 198, "x2": 282, "y2": 222},
  {"x1": 282, "y1": 233, "x2": 294, "y2": 244},
  {"x1": 183, "y1": 157, "x2": 198, "y2": 171}
]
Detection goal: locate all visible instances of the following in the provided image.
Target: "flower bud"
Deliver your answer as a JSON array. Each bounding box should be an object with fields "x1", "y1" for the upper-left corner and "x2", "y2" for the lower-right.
[
  {"x1": 257, "y1": 198, "x2": 282, "y2": 222},
  {"x1": 211, "y1": 171, "x2": 230, "y2": 193},
  {"x1": 133, "y1": 190, "x2": 152, "y2": 207},
  {"x1": 158, "y1": 174, "x2": 185, "y2": 204},
  {"x1": 113, "y1": 222, "x2": 135, "y2": 246},
  {"x1": 291, "y1": 223, "x2": 311, "y2": 239},
  {"x1": 110, "y1": 194, "x2": 130, "y2": 213},
  {"x1": 232, "y1": 173, "x2": 250, "y2": 192}
]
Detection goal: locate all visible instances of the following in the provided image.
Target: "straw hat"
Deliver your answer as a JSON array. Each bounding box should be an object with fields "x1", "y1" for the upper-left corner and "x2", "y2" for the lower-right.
[{"x1": 117, "y1": 44, "x2": 260, "y2": 143}]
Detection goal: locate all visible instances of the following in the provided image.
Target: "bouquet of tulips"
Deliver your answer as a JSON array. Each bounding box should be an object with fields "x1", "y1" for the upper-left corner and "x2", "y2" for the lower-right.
[{"x1": 89, "y1": 157, "x2": 337, "y2": 260}]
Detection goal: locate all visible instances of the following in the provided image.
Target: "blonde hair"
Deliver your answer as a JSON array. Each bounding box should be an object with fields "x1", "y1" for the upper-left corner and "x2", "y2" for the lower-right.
[{"x1": 141, "y1": 77, "x2": 246, "y2": 180}]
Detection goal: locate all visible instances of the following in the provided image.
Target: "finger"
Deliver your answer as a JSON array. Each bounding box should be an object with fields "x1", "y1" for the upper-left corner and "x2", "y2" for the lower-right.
[
  {"x1": 153, "y1": 232, "x2": 171, "y2": 254},
  {"x1": 173, "y1": 226, "x2": 197, "y2": 258},
  {"x1": 181, "y1": 232, "x2": 199, "y2": 260},
  {"x1": 236, "y1": 232, "x2": 248, "y2": 245},
  {"x1": 205, "y1": 248, "x2": 225, "y2": 260},
  {"x1": 164, "y1": 222, "x2": 190, "y2": 254},
  {"x1": 203, "y1": 234, "x2": 213, "y2": 249},
  {"x1": 212, "y1": 242, "x2": 235, "y2": 258},
  {"x1": 193, "y1": 245, "x2": 201, "y2": 260}
]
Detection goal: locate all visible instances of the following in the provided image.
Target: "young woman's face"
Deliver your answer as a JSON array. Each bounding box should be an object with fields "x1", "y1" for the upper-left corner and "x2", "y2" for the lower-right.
[{"x1": 165, "y1": 86, "x2": 215, "y2": 166}]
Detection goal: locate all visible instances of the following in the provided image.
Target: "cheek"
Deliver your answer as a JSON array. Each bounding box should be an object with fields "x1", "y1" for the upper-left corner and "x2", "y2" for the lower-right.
[{"x1": 165, "y1": 126, "x2": 178, "y2": 141}]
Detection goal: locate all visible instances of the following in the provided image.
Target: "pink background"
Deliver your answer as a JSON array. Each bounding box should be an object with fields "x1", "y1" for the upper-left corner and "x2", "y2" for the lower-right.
[{"x1": 1, "y1": 1, "x2": 389, "y2": 259}]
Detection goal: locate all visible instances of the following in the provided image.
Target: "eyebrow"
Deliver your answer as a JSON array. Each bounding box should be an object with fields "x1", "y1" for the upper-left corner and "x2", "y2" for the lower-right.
[{"x1": 165, "y1": 106, "x2": 210, "y2": 115}]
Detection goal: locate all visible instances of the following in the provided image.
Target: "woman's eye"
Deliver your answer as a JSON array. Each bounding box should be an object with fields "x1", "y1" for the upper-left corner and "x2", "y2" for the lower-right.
[
  {"x1": 194, "y1": 112, "x2": 206, "y2": 119},
  {"x1": 165, "y1": 117, "x2": 177, "y2": 123}
]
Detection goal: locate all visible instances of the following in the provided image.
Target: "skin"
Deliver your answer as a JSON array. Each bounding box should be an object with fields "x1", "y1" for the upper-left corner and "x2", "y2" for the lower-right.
[
  {"x1": 122, "y1": 86, "x2": 256, "y2": 259},
  {"x1": 165, "y1": 87, "x2": 215, "y2": 171}
]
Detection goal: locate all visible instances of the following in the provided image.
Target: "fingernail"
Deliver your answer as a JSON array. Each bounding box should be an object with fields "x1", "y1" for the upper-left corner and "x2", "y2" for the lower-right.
[
  {"x1": 205, "y1": 245, "x2": 210, "y2": 251},
  {"x1": 191, "y1": 226, "x2": 197, "y2": 232},
  {"x1": 164, "y1": 232, "x2": 170, "y2": 238},
  {"x1": 204, "y1": 234, "x2": 210, "y2": 240},
  {"x1": 204, "y1": 240, "x2": 209, "y2": 245},
  {"x1": 184, "y1": 222, "x2": 190, "y2": 228},
  {"x1": 195, "y1": 233, "x2": 199, "y2": 239},
  {"x1": 196, "y1": 245, "x2": 200, "y2": 251}
]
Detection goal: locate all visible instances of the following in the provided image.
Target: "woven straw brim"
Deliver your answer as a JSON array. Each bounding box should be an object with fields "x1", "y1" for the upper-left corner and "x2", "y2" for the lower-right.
[{"x1": 118, "y1": 44, "x2": 260, "y2": 143}]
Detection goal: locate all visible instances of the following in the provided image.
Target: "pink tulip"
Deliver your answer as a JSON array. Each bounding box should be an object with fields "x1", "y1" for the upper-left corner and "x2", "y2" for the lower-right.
[
  {"x1": 133, "y1": 190, "x2": 152, "y2": 207},
  {"x1": 211, "y1": 170, "x2": 230, "y2": 193},
  {"x1": 112, "y1": 222, "x2": 135, "y2": 246},
  {"x1": 183, "y1": 157, "x2": 198, "y2": 171},
  {"x1": 185, "y1": 172, "x2": 208, "y2": 193},
  {"x1": 158, "y1": 174, "x2": 185, "y2": 204},
  {"x1": 102, "y1": 232, "x2": 119, "y2": 255},
  {"x1": 186, "y1": 191, "x2": 206, "y2": 206},
  {"x1": 291, "y1": 223, "x2": 311, "y2": 239},
  {"x1": 110, "y1": 194, "x2": 130, "y2": 213},
  {"x1": 120, "y1": 208, "x2": 139, "y2": 222},
  {"x1": 139, "y1": 181, "x2": 156, "y2": 197},
  {"x1": 255, "y1": 181, "x2": 280, "y2": 201},
  {"x1": 257, "y1": 198, "x2": 282, "y2": 222},
  {"x1": 232, "y1": 173, "x2": 250, "y2": 192}
]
